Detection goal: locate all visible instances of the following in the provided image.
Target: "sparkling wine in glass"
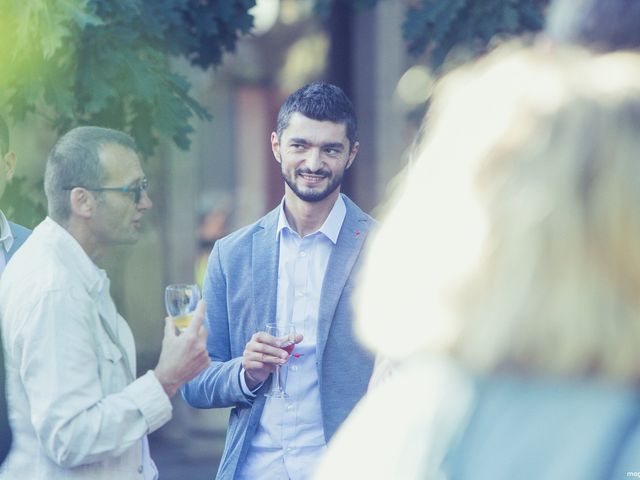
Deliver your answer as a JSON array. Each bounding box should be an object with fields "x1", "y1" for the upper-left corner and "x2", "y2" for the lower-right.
[
  {"x1": 264, "y1": 322, "x2": 296, "y2": 398},
  {"x1": 165, "y1": 284, "x2": 201, "y2": 332}
]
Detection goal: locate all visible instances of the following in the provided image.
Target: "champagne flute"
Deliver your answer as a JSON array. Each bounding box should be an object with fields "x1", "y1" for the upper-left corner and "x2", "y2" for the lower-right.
[
  {"x1": 264, "y1": 321, "x2": 296, "y2": 398},
  {"x1": 165, "y1": 283, "x2": 201, "y2": 332}
]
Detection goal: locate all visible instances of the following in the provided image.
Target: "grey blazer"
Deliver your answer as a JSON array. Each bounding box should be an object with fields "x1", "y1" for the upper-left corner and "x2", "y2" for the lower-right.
[
  {"x1": 183, "y1": 194, "x2": 375, "y2": 479},
  {"x1": 7, "y1": 221, "x2": 31, "y2": 260}
]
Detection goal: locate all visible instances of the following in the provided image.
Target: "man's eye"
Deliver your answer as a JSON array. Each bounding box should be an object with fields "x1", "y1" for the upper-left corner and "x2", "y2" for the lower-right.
[{"x1": 325, "y1": 148, "x2": 339, "y2": 155}]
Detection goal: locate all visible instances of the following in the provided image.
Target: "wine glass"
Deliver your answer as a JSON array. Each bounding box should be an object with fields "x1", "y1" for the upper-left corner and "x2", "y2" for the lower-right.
[
  {"x1": 165, "y1": 283, "x2": 201, "y2": 332},
  {"x1": 264, "y1": 321, "x2": 296, "y2": 398}
]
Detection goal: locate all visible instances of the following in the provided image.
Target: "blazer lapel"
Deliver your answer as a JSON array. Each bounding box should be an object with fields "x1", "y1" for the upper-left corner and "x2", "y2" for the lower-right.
[
  {"x1": 316, "y1": 196, "x2": 372, "y2": 364},
  {"x1": 251, "y1": 208, "x2": 280, "y2": 334}
]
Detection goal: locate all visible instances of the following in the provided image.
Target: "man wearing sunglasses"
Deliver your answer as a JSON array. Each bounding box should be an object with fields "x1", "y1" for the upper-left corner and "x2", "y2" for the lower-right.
[{"x1": 0, "y1": 126, "x2": 210, "y2": 480}]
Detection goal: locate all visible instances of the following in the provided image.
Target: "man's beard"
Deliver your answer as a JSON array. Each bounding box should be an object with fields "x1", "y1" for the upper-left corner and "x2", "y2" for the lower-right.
[{"x1": 282, "y1": 167, "x2": 343, "y2": 202}]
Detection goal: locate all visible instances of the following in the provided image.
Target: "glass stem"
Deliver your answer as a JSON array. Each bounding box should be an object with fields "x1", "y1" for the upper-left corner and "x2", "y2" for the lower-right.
[{"x1": 273, "y1": 365, "x2": 281, "y2": 392}]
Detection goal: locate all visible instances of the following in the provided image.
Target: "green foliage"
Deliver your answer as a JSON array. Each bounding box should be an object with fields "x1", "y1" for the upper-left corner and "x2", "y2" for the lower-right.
[
  {"x1": 1, "y1": 0, "x2": 256, "y2": 156},
  {"x1": 314, "y1": 0, "x2": 548, "y2": 70},
  {"x1": 0, "y1": 0, "x2": 255, "y2": 227},
  {"x1": 403, "y1": 0, "x2": 549, "y2": 69},
  {"x1": 0, "y1": 176, "x2": 46, "y2": 229}
]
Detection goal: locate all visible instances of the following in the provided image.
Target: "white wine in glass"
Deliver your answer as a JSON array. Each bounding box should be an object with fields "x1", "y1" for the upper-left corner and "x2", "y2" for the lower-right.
[{"x1": 165, "y1": 284, "x2": 201, "y2": 332}]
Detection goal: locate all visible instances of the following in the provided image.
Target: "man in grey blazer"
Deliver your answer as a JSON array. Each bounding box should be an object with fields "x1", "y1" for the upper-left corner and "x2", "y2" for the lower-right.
[{"x1": 183, "y1": 82, "x2": 375, "y2": 479}]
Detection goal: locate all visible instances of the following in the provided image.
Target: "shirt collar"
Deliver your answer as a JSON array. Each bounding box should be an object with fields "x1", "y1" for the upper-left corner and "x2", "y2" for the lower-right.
[
  {"x1": 0, "y1": 210, "x2": 14, "y2": 254},
  {"x1": 276, "y1": 194, "x2": 346, "y2": 245},
  {"x1": 40, "y1": 217, "x2": 109, "y2": 295}
]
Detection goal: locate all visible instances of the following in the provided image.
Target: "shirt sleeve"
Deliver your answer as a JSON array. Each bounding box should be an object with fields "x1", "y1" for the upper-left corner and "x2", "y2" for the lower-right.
[
  {"x1": 12, "y1": 289, "x2": 172, "y2": 469},
  {"x1": 239, "y1": 367, "x2": 264, "y2": 397}
]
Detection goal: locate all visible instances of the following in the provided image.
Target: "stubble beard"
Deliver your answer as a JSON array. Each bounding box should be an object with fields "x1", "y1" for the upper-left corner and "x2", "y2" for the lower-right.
[{"x1": 282, "y1": 167, "x2": 344, "y2": 203}]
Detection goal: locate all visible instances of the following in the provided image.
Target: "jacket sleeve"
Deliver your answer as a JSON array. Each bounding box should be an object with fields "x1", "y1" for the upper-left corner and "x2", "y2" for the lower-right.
[
  {"x1": 182, "y1": 241, "x2": 253, "y2": 408},
  {"x1": 10, "y1": 290, "x2": 172, "y2": 469}
]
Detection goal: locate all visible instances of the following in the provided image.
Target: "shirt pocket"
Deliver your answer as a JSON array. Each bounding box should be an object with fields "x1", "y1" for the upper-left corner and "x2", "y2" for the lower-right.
[{"x1": 98, "y1": 341, "x2": 127, "y2": 394}]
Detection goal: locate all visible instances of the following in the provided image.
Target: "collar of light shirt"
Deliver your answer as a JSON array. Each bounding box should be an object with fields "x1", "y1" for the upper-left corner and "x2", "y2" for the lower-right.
[
  {"x1": 275, "y1": 194, "x2": 346, "y2": 244},
  {"x1": 0, "y1": 210, "x2": 13, "y2": 276},
  {"x1": 0, "y1": 209, "x2": 14, "y2": 254},
  {"x1": 40, "y1": 217, "x2": 109, "y2": 295}
]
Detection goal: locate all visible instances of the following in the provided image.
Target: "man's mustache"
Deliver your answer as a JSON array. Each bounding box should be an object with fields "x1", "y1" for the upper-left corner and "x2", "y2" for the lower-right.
[{"x1": 296, "y1": 168, "x2": 330, "y2": 177}]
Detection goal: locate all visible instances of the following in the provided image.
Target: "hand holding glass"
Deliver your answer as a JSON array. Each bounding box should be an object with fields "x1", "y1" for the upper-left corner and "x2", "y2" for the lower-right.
[
  {"x1": 165, "y1": 284, "x2": 201, "y2": 332},
  {"x1": 265, "y1": 322, "x2": 296, "y2": 398}
]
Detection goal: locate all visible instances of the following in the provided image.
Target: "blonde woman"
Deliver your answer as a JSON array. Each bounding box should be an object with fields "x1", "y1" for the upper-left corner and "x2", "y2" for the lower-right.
[{"x1": 315, "y1": 44, "x2": 640, "y2": 479}]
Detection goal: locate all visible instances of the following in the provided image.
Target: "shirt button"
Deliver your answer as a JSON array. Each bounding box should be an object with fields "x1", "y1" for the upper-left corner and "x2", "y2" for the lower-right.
[
  {"x1": 300, "y1": 251, "x2": 306, "y2": 257},
  {"x1": 137, "y1": 465, "x2": 143, "y2": 474},
  {"x1": 287, "y1": 403, "x2": 294, "y2": 411},
  {"x1": 296, "y1": 291, "x2": 305, "y2": 297}
]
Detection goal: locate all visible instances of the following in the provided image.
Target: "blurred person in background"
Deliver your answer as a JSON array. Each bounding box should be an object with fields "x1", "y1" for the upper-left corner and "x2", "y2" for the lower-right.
[
  {"x1": 0, "y1": 126, "x2": 210, "y2": 479},
  {"x1": 183, "y1": 82, "x2": 375, "y2": 480},
  {"x1": 314, "y1": 44, "x2": 640, "y2": 479},
  {"x1": 0, "y1": 118, "x2": 30, "y2": 275},
  {"x1": 546, "y1": 0, "x2": 640, "y2": 51},
  {"x1": 195, "y1": 194, "x2": 232, "y2": 289},
  {"x1": 0, "y1": 117, "x2": 30, "y2": 465}
]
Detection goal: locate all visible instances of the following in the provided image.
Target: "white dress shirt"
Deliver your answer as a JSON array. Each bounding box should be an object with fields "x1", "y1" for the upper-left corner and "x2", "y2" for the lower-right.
[
  {"x1": 237, "y1": 196, "x2": 346, "y2": 480},
  {"x1": 0, "y1": 210, "x2": 14, "y2": 277},
  {"x1": 0, "y1": 217, "x2": 172, "y2": 480}
]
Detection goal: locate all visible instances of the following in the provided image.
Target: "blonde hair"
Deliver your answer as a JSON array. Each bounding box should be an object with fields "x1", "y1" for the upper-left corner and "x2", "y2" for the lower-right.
[{"x1": 357, "y1": 44, "x2": 640, "y2": 382}]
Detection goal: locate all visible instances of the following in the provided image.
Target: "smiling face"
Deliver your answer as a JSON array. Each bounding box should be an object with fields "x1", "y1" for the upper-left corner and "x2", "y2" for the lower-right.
[
  {"x1": 90, "y1": 143, "x2": 152, "y2": 247},
  {"x1": 272, "y1": 112, "x2": 359, "y2": 206}
]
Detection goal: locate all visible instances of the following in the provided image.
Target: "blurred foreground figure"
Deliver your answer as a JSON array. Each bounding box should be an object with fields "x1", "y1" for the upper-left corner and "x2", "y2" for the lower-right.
[
  {"x1": 315, "y1": 44, "x2": 640, "y2": 479},
  {"x1": 0, "y1": 126, "x2": 210, "y2": 479}
]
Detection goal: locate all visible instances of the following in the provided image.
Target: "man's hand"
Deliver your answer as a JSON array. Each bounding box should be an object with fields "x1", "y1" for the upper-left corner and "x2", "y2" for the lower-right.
[
  {"x1": 153, "y1": 300, "x2": 210, "y2": 398},
  {"x1": 242, "y1": 330, "x2": 304, "y2": 390}
]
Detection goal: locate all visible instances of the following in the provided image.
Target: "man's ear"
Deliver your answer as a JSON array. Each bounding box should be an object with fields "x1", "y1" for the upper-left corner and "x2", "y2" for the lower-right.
[
  {"x1": 69, "y1": 188, "x2": 95, "y2": 219},
  {"x1": 346, "y1": 141, "x2": 359, "y2": 170},
  {"x1": 271, "y1": 132, "x2": 282, "y2": 164},
  {"x1": 3, "y1": 151, "x2": 15, "y2": 182}
]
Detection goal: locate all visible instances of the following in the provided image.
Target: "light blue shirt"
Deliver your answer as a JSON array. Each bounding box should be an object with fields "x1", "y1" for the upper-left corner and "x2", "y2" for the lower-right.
[
  {"x1": 238, "y1": 196, "x2": 346, "y2": 480},
  {"x1": 0, "y1": 210, "x2": 14, "y2": 277}
]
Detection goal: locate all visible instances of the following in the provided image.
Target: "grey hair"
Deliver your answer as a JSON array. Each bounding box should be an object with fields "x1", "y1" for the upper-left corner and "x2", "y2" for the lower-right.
[
  {"x1": 44, "y1": 126, "x2": 137, "y2": 222},
  {"x1": 275, "y1": 82, "x2": 358, "y2": 147}
]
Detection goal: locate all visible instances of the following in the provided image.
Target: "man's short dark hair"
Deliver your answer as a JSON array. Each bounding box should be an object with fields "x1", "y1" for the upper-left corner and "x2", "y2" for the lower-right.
[
  {"x1": 44, "y1": 126, "x2": 138, "y2": 222},
  {"x1": 275, "y1": 82, "x2": 358, "y2": 147},
  {"x1": 546, "y1": 0, "x2": 640, "y2": 52}
]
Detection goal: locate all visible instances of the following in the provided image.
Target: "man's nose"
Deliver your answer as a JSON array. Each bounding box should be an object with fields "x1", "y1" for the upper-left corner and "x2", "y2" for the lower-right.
[
  {"x1": 306, "y1": 147, "x2": 322, "y2": 171},
  {"x1": 138, "y1": 190, "x2": 152, "y2": 210}
]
